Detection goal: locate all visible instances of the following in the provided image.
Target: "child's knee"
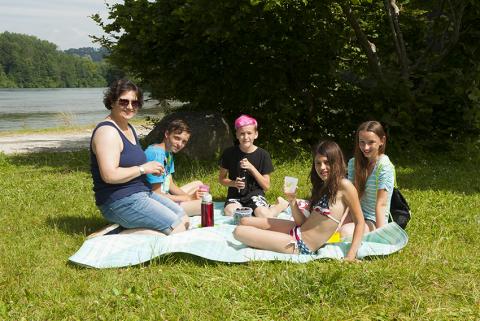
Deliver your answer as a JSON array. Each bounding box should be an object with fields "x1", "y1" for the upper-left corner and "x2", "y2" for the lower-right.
[
  {"x1": 233, "y1": 226, "x2": 246, "y2": 240},
  {"x1": 224, "y1": 204, "x2": 238, "y2": 216},
  {"x1": 338, "y1": 224, "x2": 353, "y2": 239},
  {"x1": 238, "y1": 216, "x2": 251, "y2": 225},
  {"x1": 254, "y1": 206, "x2": 272, "y2": 218}
]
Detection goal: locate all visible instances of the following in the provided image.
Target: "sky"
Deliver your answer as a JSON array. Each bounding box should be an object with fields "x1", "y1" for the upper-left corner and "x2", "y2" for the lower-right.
[{"x1": 0, "y1": 0, "x2": 120, "y2": 50}]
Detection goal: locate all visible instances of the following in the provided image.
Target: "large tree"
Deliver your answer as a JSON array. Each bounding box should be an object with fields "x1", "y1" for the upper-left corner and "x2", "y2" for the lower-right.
[{"x1": 94, "y1": 0, "x2": 480, "y2": 150}]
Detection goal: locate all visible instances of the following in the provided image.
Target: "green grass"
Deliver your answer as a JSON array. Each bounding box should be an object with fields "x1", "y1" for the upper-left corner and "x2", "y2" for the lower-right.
[{"x1": 0, "y1": 150, "x2": 479, "y2": 320}]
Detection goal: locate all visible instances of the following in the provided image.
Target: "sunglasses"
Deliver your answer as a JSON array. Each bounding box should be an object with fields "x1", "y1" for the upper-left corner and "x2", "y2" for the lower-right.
[{"x1": 117, "y1": 98, "x2": 140, "y2": 109}]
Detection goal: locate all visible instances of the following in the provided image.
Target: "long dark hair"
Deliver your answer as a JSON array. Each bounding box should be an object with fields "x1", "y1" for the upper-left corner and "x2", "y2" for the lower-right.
[
  {"x1": 103, "y1": 79, "x2": 144, "y2": 110},
  {"x1": 309, "y1": 140, "x2": 346, "y2": 209},
  {"x1": 353, "y1": 120, "x2": 386, "y2": 197}
]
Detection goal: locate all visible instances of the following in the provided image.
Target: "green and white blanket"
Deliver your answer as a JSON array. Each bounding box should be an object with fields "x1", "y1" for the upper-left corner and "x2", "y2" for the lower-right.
[{"x1": 69, "y1": 203, "x2": 408, "y2": 269}]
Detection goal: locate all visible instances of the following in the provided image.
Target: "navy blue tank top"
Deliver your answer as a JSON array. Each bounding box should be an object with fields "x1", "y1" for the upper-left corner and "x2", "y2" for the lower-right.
[{"x1": 90, "y1": 121, "x2": 150, "y2": 206}]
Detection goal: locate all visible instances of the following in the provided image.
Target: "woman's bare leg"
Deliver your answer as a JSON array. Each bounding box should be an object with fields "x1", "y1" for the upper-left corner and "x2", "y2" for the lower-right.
[
  {"x1": 180, "y1": 181, "x2": 203, "y2": 194},
  {"x1": 170, "y1": 215, "x2": 190, "y2": 234},
  {"x1": 239, "y1": 216, "x2": 295, "y2": 233},
  {"x1": 180, "y1": 199, "x2": 202, "y2": 216},
  {"x1": 233, "y1": 225, "x2": 296, "y2": 253},
  {"x1": 224, "y1": 203, "x2": 241, "y2": 216},
  {"x1": 338, "y1": 220, "x2": 374, "y2": 239},
  {"x1": 254, "y1": 197, "x2": 289, "y2": 218},
  {"x1": 178, "y1": 181, "x2": 204, "y2": 216}
]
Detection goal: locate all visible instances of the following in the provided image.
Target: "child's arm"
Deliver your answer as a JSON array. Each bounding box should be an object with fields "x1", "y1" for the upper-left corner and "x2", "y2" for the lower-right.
[
  {"x1": 152, "y1": 181, "x2": 199, "y2": 202},
  {"x1": 375, "y1": 189, "x2": 388, "y2": 228},
  {"x1": 218, "y1": 167, "x2": 245, "y2": 190},
  {"x1": 375, "y1": 162, "x2": 394, "y2": 228},
  {"x1": 341, "y1": 179, "x2": 365, "y2": 261},
  {"x1": 284, "y1": 191, "x2": 307, "y2": 226},
  {"x1": 240, "y1": 158, "x2": 271, "y2": 191}
]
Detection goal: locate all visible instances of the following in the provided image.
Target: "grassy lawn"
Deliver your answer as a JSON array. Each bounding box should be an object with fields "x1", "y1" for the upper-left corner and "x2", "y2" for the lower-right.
[{"x1": 0, "y1": 149, "x2": 479, "y2": 320}]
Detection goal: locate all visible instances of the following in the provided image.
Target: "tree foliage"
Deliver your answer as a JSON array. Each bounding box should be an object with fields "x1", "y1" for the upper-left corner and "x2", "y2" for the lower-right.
[
  {"x1": 94, "y1": 0, "x2": 480, "y2": 150},
  {"x1": 0, "y1": 32, "x2": 112, "y2": 88},
  {"x1": 63, "y1": 47, "x2": 109, "y2": 62}
]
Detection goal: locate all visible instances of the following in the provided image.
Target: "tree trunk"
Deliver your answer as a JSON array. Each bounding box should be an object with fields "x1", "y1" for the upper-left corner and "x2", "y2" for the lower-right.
[
  {"x1": 340, "y1": 2, "x2": 384, "y2": 83},
  {"x1": 384, "y1": 0, "x2": 410, "y2": 81}
]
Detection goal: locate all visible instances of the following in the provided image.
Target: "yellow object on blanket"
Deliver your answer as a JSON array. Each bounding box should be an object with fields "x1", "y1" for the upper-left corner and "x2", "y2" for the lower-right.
[{"x1": 326, "y1": 231, "x2": 341, "y2": 243}]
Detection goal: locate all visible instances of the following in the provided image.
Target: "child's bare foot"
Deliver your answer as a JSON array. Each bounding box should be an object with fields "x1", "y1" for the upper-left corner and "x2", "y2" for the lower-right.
[{"x1": 276, "y1": 196, "x2": 289, "y2": 211}]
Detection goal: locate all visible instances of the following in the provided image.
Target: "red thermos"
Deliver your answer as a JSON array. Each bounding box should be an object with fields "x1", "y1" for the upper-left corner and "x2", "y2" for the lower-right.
[{"x1": 201, "y1": 193, "x2": 214, "y2": 227}]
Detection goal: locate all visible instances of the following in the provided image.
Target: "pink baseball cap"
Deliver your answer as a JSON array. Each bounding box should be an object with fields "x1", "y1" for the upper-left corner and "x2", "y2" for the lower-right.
[{"x1": 234, "y1": 115, "x2": 258, "y2": 129}]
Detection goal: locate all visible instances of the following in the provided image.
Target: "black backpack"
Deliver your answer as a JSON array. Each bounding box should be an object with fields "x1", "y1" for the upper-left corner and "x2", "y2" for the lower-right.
[{"x1": 376, "y1": 163, "x2": 411, "y2": 229}]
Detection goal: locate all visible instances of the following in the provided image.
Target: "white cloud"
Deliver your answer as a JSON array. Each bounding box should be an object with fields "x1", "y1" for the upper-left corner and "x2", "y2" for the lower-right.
[{"x1": 0, "y1": 0, "x2": 120, "y2": 49}]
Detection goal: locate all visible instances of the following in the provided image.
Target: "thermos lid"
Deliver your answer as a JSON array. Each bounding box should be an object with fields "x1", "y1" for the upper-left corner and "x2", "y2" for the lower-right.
[{"x1": 202, "y1": 193, "x2": 212, "y2": 202}]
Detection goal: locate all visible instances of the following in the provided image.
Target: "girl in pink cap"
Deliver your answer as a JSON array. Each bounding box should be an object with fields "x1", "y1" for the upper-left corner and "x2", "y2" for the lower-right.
[{"x1": 218, "y1": 115, "x2": 289, "y2": 217}]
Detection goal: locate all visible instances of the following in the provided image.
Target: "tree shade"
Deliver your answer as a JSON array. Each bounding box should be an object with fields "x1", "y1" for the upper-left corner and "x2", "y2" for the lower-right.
[{"x1": 93, "y1": 0, "x2": 480, "y2": 151}]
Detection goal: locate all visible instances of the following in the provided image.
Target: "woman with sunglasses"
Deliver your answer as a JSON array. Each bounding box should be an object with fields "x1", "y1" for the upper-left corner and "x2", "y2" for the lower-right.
[{"x1": 89, "y1": 79, "x2": 189, "y2": 236}]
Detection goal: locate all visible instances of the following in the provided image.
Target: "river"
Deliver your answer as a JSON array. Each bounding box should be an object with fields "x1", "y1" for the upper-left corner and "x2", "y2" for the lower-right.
[{"x1": 0, "y1": 88, "x2": 164, "y2": 131}]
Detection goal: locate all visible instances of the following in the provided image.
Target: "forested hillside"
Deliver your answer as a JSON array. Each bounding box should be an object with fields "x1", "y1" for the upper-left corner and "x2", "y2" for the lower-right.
[
  {"x1": 0, "y1": 32, "x2": 114, "y2": 88},
  {"x1": 63, "y1": 47, "x2": 109, "y2": 62}
]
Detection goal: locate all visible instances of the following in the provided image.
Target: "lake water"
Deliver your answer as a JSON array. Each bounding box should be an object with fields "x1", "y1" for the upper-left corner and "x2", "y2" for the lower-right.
[{"x1": 0, "y1": 88, "x2": 165, "y2": 131}]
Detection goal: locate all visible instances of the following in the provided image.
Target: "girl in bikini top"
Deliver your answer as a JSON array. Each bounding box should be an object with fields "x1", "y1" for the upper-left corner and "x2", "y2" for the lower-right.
[
  {"x1": 233, "y1": 140, "x2": 365, "y2": 261},
  {"x1": 310, "y1": 194, "x2": 341, "y2": 224}
]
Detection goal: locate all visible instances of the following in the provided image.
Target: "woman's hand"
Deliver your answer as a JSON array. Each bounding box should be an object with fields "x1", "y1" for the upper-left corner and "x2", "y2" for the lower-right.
[
  {"x1": 343, "y1": 255, "x2": 361, "y2": 263},
  {"x1": 143, "y1": 161, "x2": 164, "y2": 176}
]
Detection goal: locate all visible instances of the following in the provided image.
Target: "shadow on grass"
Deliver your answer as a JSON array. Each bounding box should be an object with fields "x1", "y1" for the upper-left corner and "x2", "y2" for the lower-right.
[
  {"x1": 4, "y1": 147, "x2": 478, "y2": 195},
  {"x1": 67, "y1": 250, "x2": 238, "y2": 270},
  {"x1": 6, "y1": 149, "x2": 90, "y2": 173},
  {"x1": 151, "y1": 252, "x2": 234, "y2": 267},
  {"x1": 46, "y1": 214, "x2": 108, "y2": 236},
  {"x1": 4, "y1": 149, "x2": 220, "y2": 179},
  {"x1": 394, "y1": 159, "x2": 480, "y2": 195}
]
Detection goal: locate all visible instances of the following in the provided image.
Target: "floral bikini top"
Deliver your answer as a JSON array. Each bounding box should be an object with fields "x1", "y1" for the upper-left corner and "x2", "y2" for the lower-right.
[{"x1": 311, "y1": 194, "x2": 341, "y2": 224}]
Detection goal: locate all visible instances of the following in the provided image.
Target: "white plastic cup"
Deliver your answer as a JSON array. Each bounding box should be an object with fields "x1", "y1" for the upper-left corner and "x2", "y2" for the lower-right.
[
  {"x1": 233, "y1": 207, "x2": 253, "y2": 225},
  {"x1": 284, "y1": 176, "x2": 298, "y2": 193}
]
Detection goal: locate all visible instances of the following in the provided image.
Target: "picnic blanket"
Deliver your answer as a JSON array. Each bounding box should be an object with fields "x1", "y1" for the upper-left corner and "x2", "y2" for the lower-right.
[{"x1": 69, "y1": 202, "x2": 408, "y2": 269}]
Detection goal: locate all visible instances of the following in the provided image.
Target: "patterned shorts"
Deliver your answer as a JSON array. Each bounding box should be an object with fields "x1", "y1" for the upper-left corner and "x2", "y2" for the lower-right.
[
  {"x1": 289, "y1": 226, "x2": 315, "y2": 255},
  {"x1": 224, "y1": 194, "x2": 270, "y2": 212}
]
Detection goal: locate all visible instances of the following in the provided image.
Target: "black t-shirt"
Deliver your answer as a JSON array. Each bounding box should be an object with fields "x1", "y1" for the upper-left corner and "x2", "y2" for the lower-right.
[{"x1": 219, "y1": 145, "x2": 274, "y2": 199}]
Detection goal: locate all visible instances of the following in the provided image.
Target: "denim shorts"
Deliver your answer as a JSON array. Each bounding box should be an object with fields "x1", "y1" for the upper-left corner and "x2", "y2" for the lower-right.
[{"x1": 98, "y1": 191, "x2": 185, "y2": 235}]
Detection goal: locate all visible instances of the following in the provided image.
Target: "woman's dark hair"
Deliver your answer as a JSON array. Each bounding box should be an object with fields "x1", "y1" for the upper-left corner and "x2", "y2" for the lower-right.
[
  {"x1": 103, "y1": 79, "x2": 144, "y2": 110},
  {"x1": 165, "y1": 119, "x2": 192, "y2": 135},
  {"x1": 353, "y1": 120, "x2": 386, "y2": 197},
  {"x1": 309, "y1": 140, "x2": 346, "y2": 209}
]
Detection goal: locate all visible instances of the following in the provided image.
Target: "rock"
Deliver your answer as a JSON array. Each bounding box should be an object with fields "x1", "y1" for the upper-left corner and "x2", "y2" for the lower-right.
[{"x1": 144, "y1": 111, "x2": 233, "y2": 160}]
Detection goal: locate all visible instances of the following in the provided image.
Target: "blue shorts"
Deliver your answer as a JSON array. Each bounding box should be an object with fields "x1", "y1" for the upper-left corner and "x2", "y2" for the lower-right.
[{"x1": 98, "y1": 191, "x2": 185, "y2": 235}]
